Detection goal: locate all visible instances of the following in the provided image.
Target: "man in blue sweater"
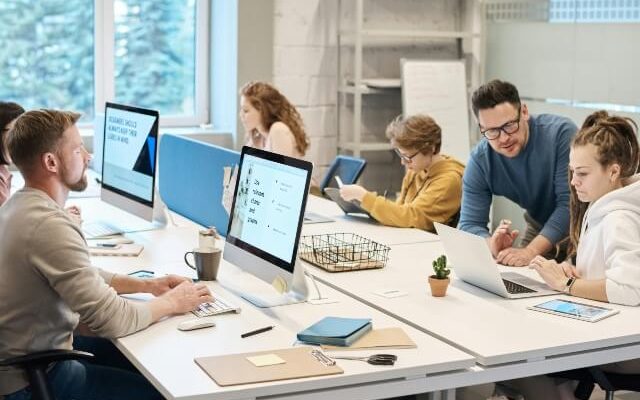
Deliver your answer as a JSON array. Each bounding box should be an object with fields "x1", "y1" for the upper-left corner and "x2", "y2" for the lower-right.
[{"x1": 458, "y1": 80, "x2": 577, "y2": 266}]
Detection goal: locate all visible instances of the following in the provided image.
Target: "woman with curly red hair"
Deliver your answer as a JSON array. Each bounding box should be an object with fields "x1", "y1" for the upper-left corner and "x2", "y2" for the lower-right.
[{"x1": 239, "y1": 81, "x2": 309, "y2": 159}]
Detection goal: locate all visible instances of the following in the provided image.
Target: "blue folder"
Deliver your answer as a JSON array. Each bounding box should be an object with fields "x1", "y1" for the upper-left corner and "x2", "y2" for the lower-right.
[{"x1": 297, "y1": 317, "x2": 372, "y2": 347}]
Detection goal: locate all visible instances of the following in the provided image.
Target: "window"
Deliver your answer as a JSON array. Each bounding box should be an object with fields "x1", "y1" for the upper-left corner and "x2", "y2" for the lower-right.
[
  {"x1": 549, "y1": 0, "x2": 640, "y2": 23},
  {"x1": 0, "y1": 0, "x2": 209, "y2": 127}
]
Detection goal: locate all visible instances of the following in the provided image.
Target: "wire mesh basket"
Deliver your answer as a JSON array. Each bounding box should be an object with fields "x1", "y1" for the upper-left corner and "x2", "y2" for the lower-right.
[{"x1": 298, "y1": 233, "x2": 390, "y2": 272}]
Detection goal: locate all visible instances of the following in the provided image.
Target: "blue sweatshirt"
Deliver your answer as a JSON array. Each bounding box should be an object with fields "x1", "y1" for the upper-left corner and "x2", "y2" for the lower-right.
[{"x1": 458, "y1": 114, "x2": 577, "y2": 245}]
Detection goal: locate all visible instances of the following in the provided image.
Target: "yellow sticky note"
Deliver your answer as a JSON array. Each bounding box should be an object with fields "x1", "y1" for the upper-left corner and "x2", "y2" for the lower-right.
[
  {"x1": 272, "y1": 276, "x2": 288, "y2": 294},
  {"x1": 246, "y1": 354, "x2": 286, "y2": 367}
]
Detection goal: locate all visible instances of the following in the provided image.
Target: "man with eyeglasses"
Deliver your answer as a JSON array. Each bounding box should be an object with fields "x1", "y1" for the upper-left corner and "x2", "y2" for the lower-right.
[{"x1": 458, "y1": 80, "x2": 577, "y2": 266}]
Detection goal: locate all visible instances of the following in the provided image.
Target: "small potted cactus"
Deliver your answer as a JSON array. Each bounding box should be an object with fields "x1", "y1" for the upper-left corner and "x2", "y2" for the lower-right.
[{"x1": 429, "y1": 254, "x2": 450, "y2": 297}]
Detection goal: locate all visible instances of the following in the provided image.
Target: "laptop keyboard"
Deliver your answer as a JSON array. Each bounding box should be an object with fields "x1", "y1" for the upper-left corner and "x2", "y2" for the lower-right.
[
  {"x1": 503, "y1": 279, "x2": 536, "y2": 294},
  {"x1": 192, "y1": 295, "x2": 241, "y2": 318}
]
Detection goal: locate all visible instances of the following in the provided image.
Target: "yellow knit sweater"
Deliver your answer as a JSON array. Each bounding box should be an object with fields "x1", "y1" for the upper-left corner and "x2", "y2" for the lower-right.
[{"x1": 360, "y1": 155, "x2": 465, "y2": 232}]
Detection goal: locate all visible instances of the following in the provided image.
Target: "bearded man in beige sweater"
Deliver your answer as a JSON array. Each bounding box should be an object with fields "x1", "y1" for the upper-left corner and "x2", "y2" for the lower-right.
[{"x1": 0, "y1": 109, "x2": 213, "y2": 399}]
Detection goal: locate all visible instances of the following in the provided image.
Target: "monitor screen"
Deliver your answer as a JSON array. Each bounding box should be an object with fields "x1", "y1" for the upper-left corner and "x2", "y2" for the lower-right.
[
  {"x1": 102, "y1": 102, "x2": 159, "y2": 207},
  {"x1": 226, "y1": 147, "x2": 311, "y2": 273}
]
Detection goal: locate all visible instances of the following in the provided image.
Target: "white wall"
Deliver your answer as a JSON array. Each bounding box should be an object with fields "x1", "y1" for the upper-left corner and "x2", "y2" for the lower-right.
[
  {"x1": 272, "y1": 0, "x2": 339, "y2": 181},
  {"x1": 271, "y1": 0, "x2": 464, "y2": 190},
  {"x1": 485, "y1": 20, "x2": 640, "y2": 234}
]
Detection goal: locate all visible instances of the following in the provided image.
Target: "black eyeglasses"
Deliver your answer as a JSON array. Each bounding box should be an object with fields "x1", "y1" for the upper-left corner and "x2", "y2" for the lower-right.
[
  {"x1": 479, "y1": 109, "x2": 521, "y2": 140},
  {"x1": 394, "y1": 147, "x2": 424, "y2": 163}
]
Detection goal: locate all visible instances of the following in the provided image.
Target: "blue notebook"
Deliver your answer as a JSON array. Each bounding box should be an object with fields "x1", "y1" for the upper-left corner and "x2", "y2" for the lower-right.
[{"x1": 297, "y1": 317, "x2": 372, "y2": 347}]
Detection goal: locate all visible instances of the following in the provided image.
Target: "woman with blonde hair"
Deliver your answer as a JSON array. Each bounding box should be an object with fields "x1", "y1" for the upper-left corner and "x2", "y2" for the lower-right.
[
  {"x1": 239, "y1": 81, "x2": 309, "y2": 159},
  {"x1": 338, "y1": 114, "x2": 465, "y2": 232}
]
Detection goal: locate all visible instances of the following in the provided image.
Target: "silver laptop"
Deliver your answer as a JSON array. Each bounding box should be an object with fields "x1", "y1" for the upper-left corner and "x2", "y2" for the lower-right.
[{"x1": 434, "y1": 223, "x2": 558, "y2": 299}]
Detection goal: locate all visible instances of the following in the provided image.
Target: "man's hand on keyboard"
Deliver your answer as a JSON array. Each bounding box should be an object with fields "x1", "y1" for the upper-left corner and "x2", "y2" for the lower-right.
[
  {"x1": 149, "y1": 274, "x2": 192, "y2": 296},
  {"x1": 161, "y1": 281, "x2": 214, "y2": 315}
]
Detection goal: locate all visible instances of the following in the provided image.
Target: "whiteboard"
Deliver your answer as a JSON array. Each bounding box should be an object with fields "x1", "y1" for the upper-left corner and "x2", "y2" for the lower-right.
[{"x1": 401, "y1": 59, "x2": 471, "y2": 163}]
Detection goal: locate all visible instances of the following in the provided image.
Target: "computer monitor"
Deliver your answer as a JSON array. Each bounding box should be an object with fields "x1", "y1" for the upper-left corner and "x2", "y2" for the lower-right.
[
  {"x1": 85, "y1": 103, "x2": 159, "y2": 237},
  {"x1": 224, "y1": 146, "x2": 312, "y2": 308}
]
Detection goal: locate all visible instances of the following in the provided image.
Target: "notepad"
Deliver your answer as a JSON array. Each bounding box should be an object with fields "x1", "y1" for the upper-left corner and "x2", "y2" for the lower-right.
[
  {"x1": 88, "y1": 243, "x2": 144, "y2": 257},
  {"x1": 321, "y1": 327, "x2": 417, "y2": 351},
  {"x1": 297, "y1": 317, "x2": 372, "y2": 347},
  {"x1": 246, "y1": 354, "x2": 286, "y2": 367}
]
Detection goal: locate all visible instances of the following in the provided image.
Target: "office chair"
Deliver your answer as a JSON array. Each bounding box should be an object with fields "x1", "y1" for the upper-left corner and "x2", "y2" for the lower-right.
[
  {"x1": 550, "y1": 366, "x2": 640, "y2": 400},
  {"x1": 0, "y1": 349, "x2": 93, "y2": 400},
  {"x1": 319, "y1": 155, "x2": 367, "y2": 195}
]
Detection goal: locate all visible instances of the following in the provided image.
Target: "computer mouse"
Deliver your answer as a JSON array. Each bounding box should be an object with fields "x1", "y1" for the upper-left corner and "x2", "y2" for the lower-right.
[{"x1": 177, "y1": 318, "x2": 216, "y2": 331}]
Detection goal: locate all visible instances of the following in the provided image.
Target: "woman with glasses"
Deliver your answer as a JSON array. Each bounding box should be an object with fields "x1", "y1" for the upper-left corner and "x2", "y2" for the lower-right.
[
  {"x1": 338, "y1": 114, "x2": 465, "y2": 232},
  {"x1": 0, "y1": 101, "x2": 25, "y2": 206}
]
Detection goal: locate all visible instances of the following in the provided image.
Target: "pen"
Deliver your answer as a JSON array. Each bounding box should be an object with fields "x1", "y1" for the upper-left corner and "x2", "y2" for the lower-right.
[
  {"x1": 334, "y1": 176, "x2": 344, "y2": 188},
  {"x1": 241, "y1": 325, "x2": 274, "y2": 338}
]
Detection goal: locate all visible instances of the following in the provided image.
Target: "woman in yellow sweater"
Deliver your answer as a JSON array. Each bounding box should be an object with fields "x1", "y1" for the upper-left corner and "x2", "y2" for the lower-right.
[{"x1": 339, "y1": 114, "x2": 465, "y2": 232}]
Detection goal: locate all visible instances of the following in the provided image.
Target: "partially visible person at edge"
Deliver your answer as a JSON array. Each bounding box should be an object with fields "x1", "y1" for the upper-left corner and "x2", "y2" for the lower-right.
[
  {"x1": 458, "y1": 79, "x2": 578, "y2": 266},
  {"x1": 0, "y1": 101, "x2": 25, "y2": 206},
  {"x1": 338, "y1": 114, "x2": 464, "y2": 232}
]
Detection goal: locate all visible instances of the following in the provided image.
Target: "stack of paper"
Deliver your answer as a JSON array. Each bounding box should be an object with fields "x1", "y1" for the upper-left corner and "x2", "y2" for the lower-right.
[{"x1": 297, "y1": 317, "x2": 372, "y2": 347}]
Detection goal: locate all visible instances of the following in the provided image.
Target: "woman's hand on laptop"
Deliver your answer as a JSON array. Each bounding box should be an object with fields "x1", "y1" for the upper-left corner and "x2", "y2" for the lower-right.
[{"x1": 530, "y1": 256, "x2": 579, "y2": 291}]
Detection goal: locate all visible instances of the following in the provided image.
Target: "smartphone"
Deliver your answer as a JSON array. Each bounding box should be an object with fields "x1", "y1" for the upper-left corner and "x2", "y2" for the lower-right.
[
  {"x1": 91, "y1": 243, "x2": 121, "y2": 249},
  {"x1": 128, "y1": 270, "x2": 155, "y2": 279}
]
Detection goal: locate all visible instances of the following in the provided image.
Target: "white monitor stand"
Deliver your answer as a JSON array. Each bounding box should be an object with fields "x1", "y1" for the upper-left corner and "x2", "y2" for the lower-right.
[{"x1": 243, "y1": 260, "x2": 309, "y2": 308}]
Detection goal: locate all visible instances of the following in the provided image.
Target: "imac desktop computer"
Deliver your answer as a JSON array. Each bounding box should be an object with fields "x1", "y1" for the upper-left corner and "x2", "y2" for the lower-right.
[
  {"x1": 224, "y1": 146, "x2": 313, "y2": 308},
  {"x1": 83, "y1": 102, "x2": 160, "y2": 238}
]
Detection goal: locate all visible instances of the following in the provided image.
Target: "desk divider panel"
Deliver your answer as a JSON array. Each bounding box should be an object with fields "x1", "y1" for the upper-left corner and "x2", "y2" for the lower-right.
[{"x1": 158, "y1": 133, "x2": 239, "y2": 236}]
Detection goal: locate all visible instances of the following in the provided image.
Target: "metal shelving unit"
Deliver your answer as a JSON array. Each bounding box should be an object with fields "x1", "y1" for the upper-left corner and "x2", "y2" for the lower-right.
[{"x1": 337, "y1": 0, "x2": 485, "y2": 157}]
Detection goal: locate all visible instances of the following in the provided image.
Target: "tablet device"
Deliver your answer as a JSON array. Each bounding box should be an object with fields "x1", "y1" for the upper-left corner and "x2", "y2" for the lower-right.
[
  {"x1": 323, "y1": 187, "x2": 374, "y2": 219},
  {"x1": 528, "y1": 298, "x2": 619, "y2": 322}
]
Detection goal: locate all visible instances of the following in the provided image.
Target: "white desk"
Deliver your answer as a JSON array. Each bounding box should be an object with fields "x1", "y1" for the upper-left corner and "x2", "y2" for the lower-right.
[
  {"x1": 82, "y1": 199, "x2": 475, "y2": 400},
  {"x1": 303, "y1": 195, "x2": 439, "y2": 246},
  {"x1": 306, "y1": 240, "x2": 640, "y2": 382}
]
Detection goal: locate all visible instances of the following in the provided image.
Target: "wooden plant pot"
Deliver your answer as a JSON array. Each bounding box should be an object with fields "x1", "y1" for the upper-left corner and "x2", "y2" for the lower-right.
[{"x1": 428, "y1": 276, "x2": 450, "y2": 297}]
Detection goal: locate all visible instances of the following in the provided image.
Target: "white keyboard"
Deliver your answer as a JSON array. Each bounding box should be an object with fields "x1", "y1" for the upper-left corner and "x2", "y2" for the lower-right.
[
  {"x1": 192, "y1": 295, "x2": 241, "y2": 318},
  {"x1": 83, "y1": 222, "x2": 123, "y2": 238}
]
